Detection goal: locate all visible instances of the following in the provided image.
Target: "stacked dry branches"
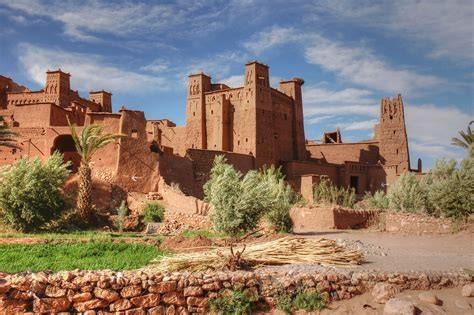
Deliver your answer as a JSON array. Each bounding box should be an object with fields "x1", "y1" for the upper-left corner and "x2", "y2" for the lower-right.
[{"x1": 151, "y1": 237, "x2": 363, "y2": 272}]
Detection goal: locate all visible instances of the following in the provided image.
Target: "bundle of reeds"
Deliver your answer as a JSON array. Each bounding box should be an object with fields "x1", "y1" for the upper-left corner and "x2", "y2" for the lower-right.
[{"x1": 151, "y1": 236, "x2": 363, "y2": 272}]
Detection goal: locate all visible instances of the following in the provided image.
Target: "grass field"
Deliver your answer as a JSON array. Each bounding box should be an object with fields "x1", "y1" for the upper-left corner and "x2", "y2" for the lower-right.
[{"x1": 0, "y1": 241, "x2": 167, "y2": 273}]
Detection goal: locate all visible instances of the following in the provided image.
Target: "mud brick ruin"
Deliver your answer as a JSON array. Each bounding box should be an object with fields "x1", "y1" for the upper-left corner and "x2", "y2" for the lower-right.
[{"x1": 0, "y1": 61, "x2": 421, "y2": 201}]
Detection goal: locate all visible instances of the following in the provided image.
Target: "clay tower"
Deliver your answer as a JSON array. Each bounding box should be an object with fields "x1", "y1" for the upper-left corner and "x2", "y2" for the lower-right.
[
  {"x1": 375, "y1": 94, "x2": 410, "y2": 174},
  {"x1": 44, "y1": 70, "x2": 70, "y2": 107}
]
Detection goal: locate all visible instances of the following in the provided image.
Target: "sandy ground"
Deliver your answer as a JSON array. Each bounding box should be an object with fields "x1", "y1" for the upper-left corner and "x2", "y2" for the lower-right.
[
  {"x1": 297, "y1": 230, "x2": 474, "y2": 272},
  {"x1": 319, "y1": 287, "x2": 474, "y2": 315}
]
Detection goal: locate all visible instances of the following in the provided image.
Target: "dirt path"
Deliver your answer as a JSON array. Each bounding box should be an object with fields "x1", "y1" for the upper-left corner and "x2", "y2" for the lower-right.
[{"x1": 298, "y1": 230, "x2": 474, "y2": 272}]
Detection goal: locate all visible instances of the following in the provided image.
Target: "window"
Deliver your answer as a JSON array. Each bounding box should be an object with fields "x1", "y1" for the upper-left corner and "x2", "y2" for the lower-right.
[{"x1": 131, "y1": 129, "x2": 139, "y2": 139}]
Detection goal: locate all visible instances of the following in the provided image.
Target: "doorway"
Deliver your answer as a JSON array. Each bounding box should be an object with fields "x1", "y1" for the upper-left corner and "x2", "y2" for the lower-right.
[{"x1": 350, "y1": 175, "x2": 359, "y2": 194}]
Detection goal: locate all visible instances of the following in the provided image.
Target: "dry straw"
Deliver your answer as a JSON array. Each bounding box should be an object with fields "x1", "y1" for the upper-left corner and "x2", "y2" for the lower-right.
[{"x1": 151, "y1": 236, "x2": 363, "y2": 272}]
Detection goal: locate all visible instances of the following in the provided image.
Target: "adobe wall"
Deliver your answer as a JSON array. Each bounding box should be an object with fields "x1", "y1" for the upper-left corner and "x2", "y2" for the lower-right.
[
  {"x1": 0, "y1": 269, "x2": 470, "y2": 314},
  {"x1": 283, "y1": 160, "x2": 339, "y2": 191},
  {"x1": 290, "y1": 206, "x2": 379, "y2": 231},
  {"x1": 307, "y1": 141, "x2": 380, "y2": 165},
  {"x1": 158, "y1": 153, "x2": 196, "y2": 196},
  {"x1": 114, "y1": 110, "x2": 160, "y2": 193},
  {"x1": 186, "y1": 149, "x2": 256, "y2": 198}
]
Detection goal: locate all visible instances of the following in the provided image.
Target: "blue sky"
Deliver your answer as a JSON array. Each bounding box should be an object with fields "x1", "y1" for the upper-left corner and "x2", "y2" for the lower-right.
[{"x1": 0, "y1": 0, "x2": 472, "y2": 169}]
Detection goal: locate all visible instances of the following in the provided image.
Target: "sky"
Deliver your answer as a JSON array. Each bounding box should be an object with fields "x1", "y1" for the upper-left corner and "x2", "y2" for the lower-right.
[{"x1": 0, "y1": 0, "x2": 472, "y2": 169}]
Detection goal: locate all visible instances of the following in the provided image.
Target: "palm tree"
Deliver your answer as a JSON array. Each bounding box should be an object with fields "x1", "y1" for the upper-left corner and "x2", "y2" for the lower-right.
[
  {"x1": 0, "y1": 116, "x2": 17, "y2": 148},
  {"x1": 451, "y1": 121, "x2": 474, "y2": 149},
  {"x1": 69, "y1": 122, "x2": 125, "y2": 222}
]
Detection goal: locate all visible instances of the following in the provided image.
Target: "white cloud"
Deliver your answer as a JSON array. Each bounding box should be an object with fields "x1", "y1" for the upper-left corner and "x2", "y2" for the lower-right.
[
  {"x1": 0, "y1": 0, "x2": 231, "y2": 41},
  {"x1": 304, "y1": 35, "x2": 442, "y2": 94},
  {"x1": 221, "y1": 75, "x2": 244, "y2": 87},
  {"x1": 18, "y1": 43, "x2": 169, "y2": 93},
  {"x1": 243, "y1": 26, "x2": 301, "y2": 55},
  {"x1": 140, "y1": 59, "x2": 169, "y2": 74},
  {"x1": 310, "y1": 0, "x2": 474, "y2": 62},
  {"x1": 303, "y1": 86, "x2": 378, "y2": 117},
  {"x1": 339, "y1": 119, "x2": 378, "y2": 131},
  {"x1": 405, "y1": 104, "x2": 473, "y2": 156}
]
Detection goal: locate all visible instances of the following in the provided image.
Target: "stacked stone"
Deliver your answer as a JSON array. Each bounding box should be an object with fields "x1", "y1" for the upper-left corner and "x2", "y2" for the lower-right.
[{"x1": 0, "y1": 269, "x2": 471, "y2": 314}]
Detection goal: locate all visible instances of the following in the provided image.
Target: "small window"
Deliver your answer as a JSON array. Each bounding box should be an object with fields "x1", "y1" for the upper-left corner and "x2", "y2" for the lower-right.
[
  {"x1": 193, "y1": 112, "x2": 195, "y2": 117},
  {"x1": 131, "y1": 129, "x2": 139, "y2": 139},
  {"x1": 393, "y1": 130, "x2": 396, "y2": 135},
  {"x1": 211, "y1": 110, "x2": 214, "y2": 115},
  {"x1": 245, "y1": 138, "x2": 248, "y2": 143},
  {"x1": 284, "y1": 114, "x2": 288, "y2": 120}
]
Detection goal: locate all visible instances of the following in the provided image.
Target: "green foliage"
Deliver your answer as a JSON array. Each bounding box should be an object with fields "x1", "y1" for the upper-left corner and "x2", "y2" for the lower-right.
[
  {"x1": 388, "y1": 172, "x2": 427, "y2": 213},
  {"x1": 451, "y1": 121, "x2": 473, "y2": 149},
  {"x1": 363, "y1": 190, "x2": 390, "y2": 209},
  {"x1": 275, "y1": 290, "x2": 293, "y2": 315},
  {"x1": 113, "y1": 201, "x2": 129, "y2": 232},
  {"x1": 421, "y1": 157, "x2": 474, "y2": 219},
  {"x1": 259, "y1": 165, "x2": 295, "y2": 233},
  {"x1": 141, "y1": 202, "x2": 165, "y2": 223},
  {"x1": 180, "y1": 229, "x2": 226, "y2": 239},
  {"x1": 204, "y1": 156, "x2": 272, "y2": 235},
  {"x1": 313, "y1": 178, "x2": 356, "y2": 208},
  {"x1": 209, "y1": 290, "x2": 257, "y2": 315},
  {"x1": 0, "y1": 241, "x2": 165, "y2": 273},
  {"x1": 292, "y1": 291, "x2": 326, "y2": 312},
  {"x1": 0, "y1": 152, "x2": 71, "y2": 232},
  {"x1": 204, "y1": 156, "x2": 296, "y2": 235}
]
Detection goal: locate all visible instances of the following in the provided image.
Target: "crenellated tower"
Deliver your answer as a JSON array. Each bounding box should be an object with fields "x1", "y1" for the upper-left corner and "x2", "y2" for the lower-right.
[
  {"x1": 374, "y1": 94, "x2": 410, "y2": 174},
  {"x1": 185, "y1": 73, "x2": 211, "y2": 150},
  {"x1": 89, "y1": 90, "x2": 112, "y2": 112},
  {"x1": 44, "y1": 70, "x2": 70, "y2": 107}
]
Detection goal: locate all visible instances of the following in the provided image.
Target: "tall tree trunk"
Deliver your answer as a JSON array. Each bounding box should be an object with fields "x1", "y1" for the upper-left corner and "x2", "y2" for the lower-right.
[{"x1": 77, "y1": 162, "x2": 92, "y2": 222}]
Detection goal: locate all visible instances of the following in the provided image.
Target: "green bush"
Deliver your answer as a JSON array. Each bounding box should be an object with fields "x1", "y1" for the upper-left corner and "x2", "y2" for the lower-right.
[
  {"x1": 0, "y1": 152, "x2": 70, "y2": 232},
  {"x1": 421, "y1": 157, "x2": 473, "y2": 219},
  {"x1": 204, "y1": 156, "x2": 272, "y2": 235},
  {"x1": 113, "y1": 201, "x2": 129, "y2": 232},
  {"x1": 363, "y1": 190, "x2": 389, "y2": 209},
  {"x1": 292, "y1": 291, "x2": 326, "y2": 312},
  {"x1": 313, "y1": 178, "x2": 356, "y2": 208},
  {"x1": 204, "y1": 156, "x2": 296, "y2": 235},
  {"x1": 209, "y1": 289, "x2": 257, "y2": 315},
  {"x1": 388, "y1": 172, "x2": 427, "y2": 213},
  {"x1": 141, "y1": 202, "x2": 165, "y2": 223},
  {"x1": 259, "y1": 166, "x2": 295, "y2": 233}
]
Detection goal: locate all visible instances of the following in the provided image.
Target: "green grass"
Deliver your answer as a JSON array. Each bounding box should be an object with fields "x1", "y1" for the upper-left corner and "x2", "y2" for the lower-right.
[
  {"x1": 0, "y1": 241, "x2": 167, "y2": 273},
  {"x1": 180, "y1": 229, "x2": 227, "y2": 239},
  {"x1": 0, "y1": 231, "x2": 162, "y2": 242}
]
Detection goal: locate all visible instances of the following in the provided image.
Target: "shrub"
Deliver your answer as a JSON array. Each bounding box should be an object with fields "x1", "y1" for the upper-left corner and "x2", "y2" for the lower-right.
[
  {"x1": 275, "y1": 290, "x2": 293, "y2": 315},
  {"x1": 421, "y1": 157, "x2": 473, "y2": 219},
  {"x1": 209, "y1": 289, "x2": 257, "y2": 315},
  {"x1": 259, "y1": 166, "x2": 295, "y2": 233},
  {"x1": 141, "y1": 202, "x2": 165, "y2": 224},
  {"x1": 388, "y1": 172, "x2": 427, "y2": 213},
  {"x1": 204, "y1": 156, "x2": 273, "y2": 235},
  {"x1": 313, "y1": 178, "x2": 356, "y2": 208},
  {"x1": 363, "y1": 190, "x2": 389, "y2": 209},
  {"x1": 292, "y1": 290, "x2": 326, "y2": 312},
  {"x1": 0, "y1": 152, "x2": 70, "y2": 232},
  {"x1": 113, "y1": 201, "x2": 129, "y2": 232}
]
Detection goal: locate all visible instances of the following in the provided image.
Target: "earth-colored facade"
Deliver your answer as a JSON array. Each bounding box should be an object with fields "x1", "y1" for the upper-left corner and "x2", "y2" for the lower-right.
[{"x1": 0, "y1": 61, "x2": 421, "y2": 202}]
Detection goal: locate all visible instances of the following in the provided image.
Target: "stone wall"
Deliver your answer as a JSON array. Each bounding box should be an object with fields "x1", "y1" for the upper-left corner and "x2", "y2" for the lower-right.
[
  {"x1": 383, "y1": 212, "x2": 455, "y2": 234},
  {"x1": 0, "y1": 269, "x2": 470, "y2": 314}
]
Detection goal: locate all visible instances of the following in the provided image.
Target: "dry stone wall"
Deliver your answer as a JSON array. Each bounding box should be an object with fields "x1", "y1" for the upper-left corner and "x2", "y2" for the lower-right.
[{"x1": 0, "y1": 268, "x2": 471, "y2": 314}]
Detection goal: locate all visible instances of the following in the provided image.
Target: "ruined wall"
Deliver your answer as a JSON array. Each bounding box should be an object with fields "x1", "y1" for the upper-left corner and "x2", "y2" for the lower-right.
[{"x1": 283, "y1": 160, "x2": 339, "y2": 187}]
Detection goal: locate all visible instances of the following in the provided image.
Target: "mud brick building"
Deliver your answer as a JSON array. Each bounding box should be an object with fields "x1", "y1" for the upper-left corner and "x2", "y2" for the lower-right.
[{"x1": 0, "y1": 61, "x2": 421, "y2": 202}]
